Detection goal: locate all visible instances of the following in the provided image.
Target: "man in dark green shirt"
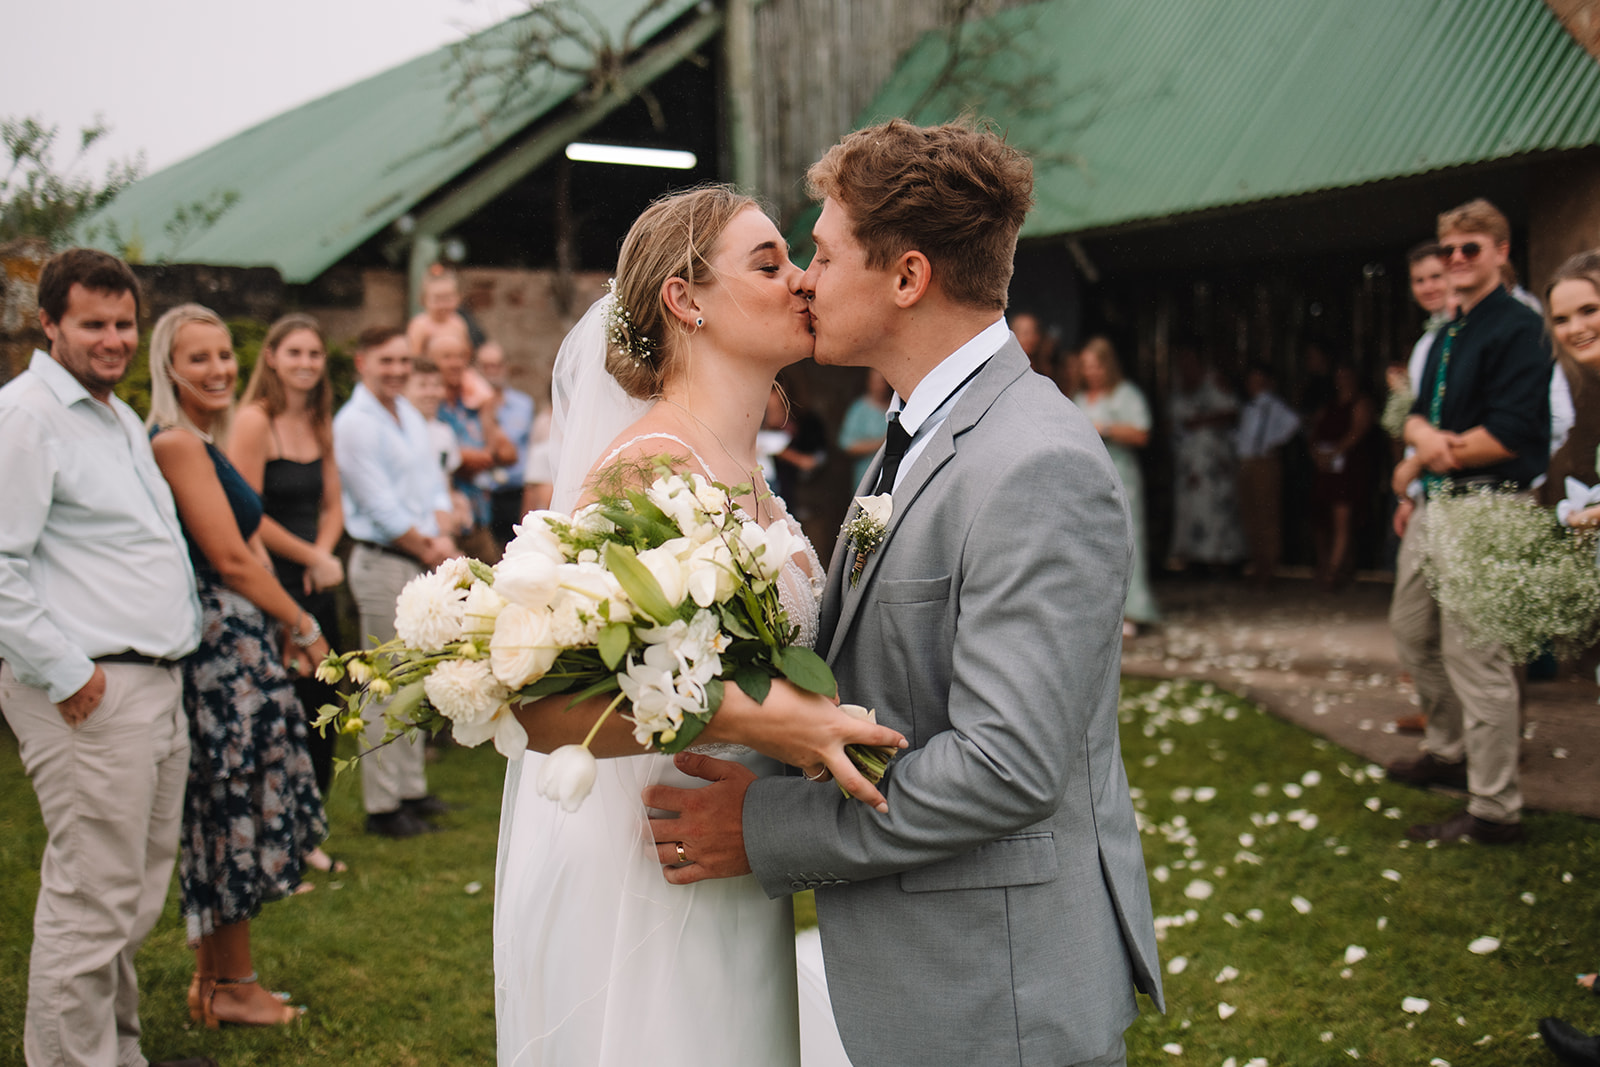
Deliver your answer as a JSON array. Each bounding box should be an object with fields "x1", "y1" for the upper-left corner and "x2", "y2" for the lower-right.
[{"x1": 1386, "y1": 198, "x2": 1551, "y2": 845}]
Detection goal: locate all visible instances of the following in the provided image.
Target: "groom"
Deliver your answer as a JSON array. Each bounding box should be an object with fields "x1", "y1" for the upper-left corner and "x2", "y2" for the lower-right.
[{"x1": 647, "y1": 119, "x2": 1163, "y2": 1066}]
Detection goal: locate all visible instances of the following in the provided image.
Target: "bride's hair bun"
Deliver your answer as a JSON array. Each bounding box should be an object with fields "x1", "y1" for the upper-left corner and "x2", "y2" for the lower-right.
[{"x1": 607, "y1": 185, "x2": 757, "y2": 399}]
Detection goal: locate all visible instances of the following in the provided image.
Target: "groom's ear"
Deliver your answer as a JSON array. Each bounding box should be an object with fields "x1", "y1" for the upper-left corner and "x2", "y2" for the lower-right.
[
  {"x1": 660, "y1": 276, "x2": 699, "y2": 327},
  {"x1": 892, "y1": 250, "x2": 932, "y2": 309}
]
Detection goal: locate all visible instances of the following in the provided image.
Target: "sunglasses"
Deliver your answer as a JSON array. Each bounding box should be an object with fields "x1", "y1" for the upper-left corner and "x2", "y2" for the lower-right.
[{"x1": 1440, "y1": 241, "x2": 1483, "y2": 261}]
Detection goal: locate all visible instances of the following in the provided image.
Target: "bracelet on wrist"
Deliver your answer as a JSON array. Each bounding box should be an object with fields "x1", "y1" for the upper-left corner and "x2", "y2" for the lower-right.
[{"x1": 290, "y1": 613, "x2": 323, "y2": 648}]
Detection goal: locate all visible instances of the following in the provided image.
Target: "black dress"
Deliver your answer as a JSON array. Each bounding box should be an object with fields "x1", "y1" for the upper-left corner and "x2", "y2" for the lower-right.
[
  {"x1": 261, "y1": 452, "x2": 340, "y2": 793},
  {"x1": 166, "y1": 434, "x2": 328, "y2": 943}
]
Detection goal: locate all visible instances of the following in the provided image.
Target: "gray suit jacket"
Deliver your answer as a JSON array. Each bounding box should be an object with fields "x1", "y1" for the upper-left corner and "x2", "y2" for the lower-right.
[{"x1": 745, "y1": 340, "x2": 1163, "y2": 1066}]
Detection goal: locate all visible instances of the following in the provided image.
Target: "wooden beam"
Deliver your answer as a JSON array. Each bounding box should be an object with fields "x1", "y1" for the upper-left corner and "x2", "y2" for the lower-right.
[
  {"x1": 724, "y1": 0, "x2": 758, "y2": 193},
  {"x1": 394, "y1": 5, "x2": 725, "y2": 291}
]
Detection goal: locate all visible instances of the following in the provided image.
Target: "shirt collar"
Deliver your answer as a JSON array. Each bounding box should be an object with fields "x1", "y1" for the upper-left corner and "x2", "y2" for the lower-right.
[
  {"x1": 889, "y1": 317, "x2": 1009, "y2": 435},
  {"x1": 30, "y1": 348, "x2": 101, "y2": 409}
]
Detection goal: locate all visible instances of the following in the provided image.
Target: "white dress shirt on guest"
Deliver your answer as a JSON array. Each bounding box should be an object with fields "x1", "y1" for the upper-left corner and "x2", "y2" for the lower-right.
[
  {"x1": 1235, "y1": 391, "x2": 1301, "y2": 460},
  {"x1": 0, "y1": 350, "x2": 200, "y2": 701},
  {"x1": 335, "y1": 383, "x2": 452, "y2": 544}
]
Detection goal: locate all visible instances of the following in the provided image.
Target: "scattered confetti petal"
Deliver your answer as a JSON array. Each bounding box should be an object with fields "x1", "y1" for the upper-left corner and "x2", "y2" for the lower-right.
[
  {"x1": 1223, "y1": 913, "x2": 1241, "y2": 928},
  {"x1": 1321, "y1": 1032, "x2": 1334, "y2": 1043},
  {"x1": 1344, "y1": 945, "x2": 1368, "y2": 964},
  {"x1": 1377, "y1": 917, "x2": 1388, "y2": 930},
  {"x1": 1402, "y1": 997, "x2": 1430, "y2": 1014},
  {"x1": 1291, "y1": 895, "x2": 1312, "y2": 914},
  {"x1": 1456, "y1": 1016, "x2": 1466, "y2": 1026},
  {"x1": 1521, "y1": 892, "x2": 1536, "y2": 905},
  {"x1": 1171, "y1": 786, "x2": 1194, "y2": 803},
  {"x1": 1153, "y1": 865, "x2": 1170, "y2": 883},
  {"x1": 1563, "y1": 872, "x2": 1574, "y2": 884},
  {"x1": 1283, "y1": 783, "x2": 1304, "y2": 798},
  {"x1": 1381, "y1": 869, "x2": 1401, "y2": 882},
  {"x1": 1195, "y1": 786, "x2": 1217, "y2": 802},
  {"x1": 1246, "y1": 908, "x2": 1264, "y2": 922},
  {"x1": 1239, "y1": 832, "x2": 1255, "y2": 847},
  {"x1": 1364, "y1": 797, "x2": 1382, "y2": 811},
  {"x1": 1162, "y1": 1042, "x2": 1183, "y2": 1055},
  {"x1": 1467, "y1": 936, "x2": 1501, "y2": 955},
  {"x1": 1235, "y1": 850, "x2": 1263, "y2": 865},
  {"x1": 1430, "y1": 1060, "x2": 1451, "y2": 1066},
  {"x1": 1252, "y1": 783, "x2": 1271, "y2": 797},
  {"x1": 1340, "y1": 967, "x2": 1354, "y2": 979},
  {"x1": 1185, "y1": 880, "x2": 1214, "y2": 900},
  {"x1": 1553, "y1": 748, "x2": 1569, "y2": 759},
  {"x1": 1215, "y1": 965, "x2": 1239, "y2": 983},
  {"x1": 1383, "y1": 807, "x2": 1402, "y2": 820},
  {"x1": 1218, "y1": 1002, "x2": 1237, "y2": 1019},
  {"x1": 1298, "y1": 813, "x2": 1320, "y2": 831},
  {"x1": 1167, "y1": 956, "x2": 1188, "y2": 975},
  {"x1": 464, "y1": 881, "x2": 483, "y2": 895},
  {"x1": 1365, "y1": 764, "x2": 1385, "y2": 779},
  {"x1": 1301, "y1": 770, "x2": 1322, "y2": 787}
]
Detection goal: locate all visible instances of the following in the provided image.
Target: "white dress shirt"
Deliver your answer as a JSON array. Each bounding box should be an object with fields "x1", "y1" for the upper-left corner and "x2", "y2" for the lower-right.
[
  {"x1": 335, "y1": 384, "x2": 452, "y2": 544},
  {"x1": 885, "y1": 317, "x2": 1011, "y2": 493},
  {"x1": 1235, "y1": 391, "x2": 1301, "y2": 459},
  {"x1": 0, "y1": 351, "x2": 201, "y2": 701}
]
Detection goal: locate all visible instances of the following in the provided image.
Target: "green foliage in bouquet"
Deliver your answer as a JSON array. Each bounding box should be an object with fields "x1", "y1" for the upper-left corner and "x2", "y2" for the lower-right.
[{"x1": 1420, "y1": 486, "x2": 1600, "y2": 662}]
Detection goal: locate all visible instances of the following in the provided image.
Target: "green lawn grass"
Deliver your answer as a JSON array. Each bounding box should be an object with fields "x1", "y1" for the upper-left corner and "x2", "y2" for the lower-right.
[{"x1": 2, "y1": 679, "x2": 1596, "y2": 1065}]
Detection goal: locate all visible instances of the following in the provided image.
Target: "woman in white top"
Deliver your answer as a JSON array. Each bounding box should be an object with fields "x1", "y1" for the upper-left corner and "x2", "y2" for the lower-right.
[{"x1": 494, "y1": 186, "x2": 902, "y2": 1066}]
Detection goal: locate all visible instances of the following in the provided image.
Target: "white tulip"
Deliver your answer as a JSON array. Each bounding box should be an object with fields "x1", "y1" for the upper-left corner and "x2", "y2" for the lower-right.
[
  {"x1": 494, "y1": 551, "x2": 562, "y2": 611},
  {"x1": 635, "y1": 544, "x2": 688, "y2": 606},
  {"x1": 536, "y1": 744, "x2": 598, "y2": 812},
  {"x1": 504, "y1": 512, "x2": 569, "y2": 564}
]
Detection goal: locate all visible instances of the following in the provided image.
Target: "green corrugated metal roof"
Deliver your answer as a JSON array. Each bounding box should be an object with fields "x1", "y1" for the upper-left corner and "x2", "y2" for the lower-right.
[
  {"x1": 856, "y1": 0, "x2": 1600, "y2": 239},
  {"x1": 79, "y1": 0, "x2": 701, "y2": 283}
]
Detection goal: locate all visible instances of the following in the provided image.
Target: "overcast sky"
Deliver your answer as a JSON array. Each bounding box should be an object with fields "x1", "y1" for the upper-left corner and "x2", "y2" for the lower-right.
[{"x1": 2, "y1": 0, "x2": 512, "y2": 178}]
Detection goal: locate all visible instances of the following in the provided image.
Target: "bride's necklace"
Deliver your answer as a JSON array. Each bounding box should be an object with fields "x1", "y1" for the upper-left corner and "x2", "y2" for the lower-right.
[{"x1": 659, "y1": 397, "x2": 771, "y2": 523}]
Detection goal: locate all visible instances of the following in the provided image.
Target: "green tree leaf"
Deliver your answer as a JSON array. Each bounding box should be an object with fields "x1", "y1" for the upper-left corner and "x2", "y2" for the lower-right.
[
  {"x1": 734, "y1": 664, "x2": 772, "y2": 705},
  {"x1": 779, "y1": 646, "x2": 836, "y2": 696}
]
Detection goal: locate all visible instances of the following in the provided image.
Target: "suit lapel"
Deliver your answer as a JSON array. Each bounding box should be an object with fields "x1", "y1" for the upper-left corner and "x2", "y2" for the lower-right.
[{"x1": 823, "y1": 341, "x2": 1030, "y2": 663}]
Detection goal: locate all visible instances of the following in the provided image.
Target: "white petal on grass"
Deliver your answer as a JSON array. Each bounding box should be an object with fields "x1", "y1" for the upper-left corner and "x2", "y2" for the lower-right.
[
  {"x1": 1364, "y1": 797, "x2": 1382, "y2": 811},
  {"x1": 1402, "y1": 997, "x2": 1431, "y2": 1014},
  {"x1": 1365, "y1": 764, "x2": 1386, "y2": 779},
  {"x1": 1246, "y1": 908, "x2": 1264, "y2": 922},
  {"x1": 1153, "y1": 865, "x2": 1170, "y2": 883},
  {"x1": 1161, "y1": 1042, "x2": 1183, "y2": 1055},
  {"x1": 1239, "y1": 832, "x2": 1255, "y2": 847},
  {"x1": 1223, "y1": 912, "x2": 1241, "y2": 928},
  {"x1": 1195, "y1": 786, "x2": 1217, "y2": 802},
  {"x1": 1171, "y1": 786, "x2": 1194, "y2": 803},
  {"x1": 1383, "y1": 807, "x2": 1402, "y2": 820},
  {"x1": 1167, "y1": 955, "x2": 1188, "y2": 975},
  {"x1": 1563, "y1": 871, "x2": 1575, "y2": 883},
  {"x1": 1553, "y1": 748, "x2": 1569, "y2": 759},
  {"x1": 1456, "y1": 1016, "x2": 1466, "y2": 1026},
  {"x1": 1467, "y1": 936, "x2": 1501, "y2": 955},
  {"x1": 1298, "y1": 813, "x2": 1320, "y2": 831},
  {"x1": 1248, "y1": 1060, "x2": 1268, "y2": 1067},
  {"x1": 1215, "y1": 965, "x2": 1239, "y2": 983},
  {"x1": 1185, "y1": 880, "x2": 1214, "y2": 900},
  {"x1": 1340, "y1": 967, "x2": 1354, "y2": 979},
  {"x1": 1381, "y1": 869, "x2": 1402, "y2": 882},
  {"x1": 1251, "y1": 783, "x2": 1271, "y2": 797},
  {"x1": 1377, "y1": 916, "x2": 1388, "y2": 931},
  {"x1": 1335, "y1": 845, "x2": 1352, "y2": 857},
  {"x1": 1291, "y1": 895, "x2": 1312, "y2": 914},
  {"x1": 1344, "y1": 945, "x2": 1368, "y2": 965},
  {"x1": 1235, "y1": 850, "x2": 1264, "y2": 865},
  {"x1": 1346, "y1": 1051, "x2": 1360, "y2": 1060},
  {"x1": 1283, "y1": 782, "x2": 1304, "y2": 798},
  {"x1": 1321, "y1": 1031, "x2": 1334, "y2": 1042},
  {"x1": 1521, "y1": 892, "x2": 1537, "y2": 905},
  {"x1": 1430, "y1": 1060, "x2": 1452, "y2": 1066},
  {"x1": 1302, "y1": 770, "x2": 1322, "y2": 787},
  {"x1": 1218, "y1": 1002, "x2": 1237, "y2": 1020}
]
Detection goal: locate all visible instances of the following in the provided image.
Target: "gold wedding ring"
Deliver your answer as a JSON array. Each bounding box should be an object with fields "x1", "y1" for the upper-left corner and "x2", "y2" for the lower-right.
[{"x1": 674, "y1": 842, "x2": 688, "y2": 865}]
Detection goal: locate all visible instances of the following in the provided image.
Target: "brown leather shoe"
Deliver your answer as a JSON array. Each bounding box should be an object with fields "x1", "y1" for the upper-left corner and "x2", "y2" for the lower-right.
[
  {"x1": 1387, "y1": 752, "x2": 1468, "y2": 789},
  {"x1": 1392, "y1": 713, "x2": 1427, "y2": 734},
  {"x1": 1405, "y1": 808, "x2": 1525, "y2": 844}
]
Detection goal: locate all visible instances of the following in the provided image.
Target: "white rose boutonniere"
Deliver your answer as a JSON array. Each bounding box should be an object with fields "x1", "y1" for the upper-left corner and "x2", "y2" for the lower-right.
[{"x1": 842, "y1": 493, "x2": 893, "y2": 587}]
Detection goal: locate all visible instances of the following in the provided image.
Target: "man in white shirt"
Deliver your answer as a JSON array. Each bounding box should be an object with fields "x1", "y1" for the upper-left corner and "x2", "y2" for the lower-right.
[
  {"x1": 0, "y1": 249, "x2": 209, "y2": 1067},
  {"x1": 1235, "y1": 365, "x2": 1302, "y2": 587},
  {"x1": 334, "y1": 326, "x2": 458, "y2": 837}
]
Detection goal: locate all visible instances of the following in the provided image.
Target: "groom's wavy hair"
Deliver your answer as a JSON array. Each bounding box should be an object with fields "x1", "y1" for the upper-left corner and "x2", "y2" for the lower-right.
[
  {"x1": 806, "y1": 118, "x2": 1033, "y2": 310},
  {"x1": 608, "y1": 184, "x2": 758, "y2": 399}
]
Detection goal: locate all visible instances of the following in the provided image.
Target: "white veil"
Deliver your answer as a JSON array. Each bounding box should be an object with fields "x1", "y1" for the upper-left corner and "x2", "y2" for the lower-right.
[{"x1": 546, "y1": 293, "x2": 652, "y2": 513}]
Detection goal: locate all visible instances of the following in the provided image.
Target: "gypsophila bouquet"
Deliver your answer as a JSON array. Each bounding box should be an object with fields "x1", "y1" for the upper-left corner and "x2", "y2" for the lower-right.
[
  {"x1": 1380, "y1": 381, "x2": 1414, "y2": 439},
  {"x1": 317, "y1": 464, "x2": 895, "y2": 811},
  {"x1": 1420, "y1": 485, "x2": 1600, "y2": 662}
]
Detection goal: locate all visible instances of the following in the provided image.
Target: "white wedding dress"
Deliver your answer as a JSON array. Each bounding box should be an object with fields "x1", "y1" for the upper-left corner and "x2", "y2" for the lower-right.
[{"x1": 494, "y1": 427, "x2": 849, "y2": 1066}]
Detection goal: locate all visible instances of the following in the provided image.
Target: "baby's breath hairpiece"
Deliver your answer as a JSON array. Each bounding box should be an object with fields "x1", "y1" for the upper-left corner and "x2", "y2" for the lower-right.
[{"x1": 603, "y1": 280, "x2": 657, "y2": 366}]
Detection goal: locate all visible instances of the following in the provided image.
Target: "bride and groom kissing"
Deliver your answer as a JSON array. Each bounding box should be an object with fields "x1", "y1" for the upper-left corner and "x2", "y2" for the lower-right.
[{"x1": 495, "y1": 119, "x2": 1164, "y2": 1066}]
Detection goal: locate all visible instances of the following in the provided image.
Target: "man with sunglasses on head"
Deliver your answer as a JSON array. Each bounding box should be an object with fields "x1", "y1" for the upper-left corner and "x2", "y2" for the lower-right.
[{"x1": 1386, "y1": 198, "x2": 1551, "y2": 845}]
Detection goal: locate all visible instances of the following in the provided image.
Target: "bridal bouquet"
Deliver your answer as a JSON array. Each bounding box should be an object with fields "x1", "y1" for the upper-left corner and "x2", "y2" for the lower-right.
[
  {"x1": 316, "y1": 465, "x2": 896, "y2": 810},
  {"x1": 1421, "y1": 484, "x2": 1600, "y2": 662}
]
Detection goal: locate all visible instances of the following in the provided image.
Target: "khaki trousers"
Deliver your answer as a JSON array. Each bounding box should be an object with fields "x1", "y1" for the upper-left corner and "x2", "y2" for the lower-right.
[
  {"x1": 1237, "y1": 455, "x2": 1282, "y2": 580},
  {"x1": 1389, "y1": 501, "x2": 1522, "y2": 822},
  {"x1": 348, "y1": 544, "x2": 430, "y2": 814},
  {"x1": 1, "y1": 661, "x2": 187, "y2": 1067}
]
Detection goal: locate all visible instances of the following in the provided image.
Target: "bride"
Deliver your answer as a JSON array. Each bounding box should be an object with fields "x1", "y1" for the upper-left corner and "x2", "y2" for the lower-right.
[{"x1": 494, "y1": 186, "x2": 901, "y2": 1066}]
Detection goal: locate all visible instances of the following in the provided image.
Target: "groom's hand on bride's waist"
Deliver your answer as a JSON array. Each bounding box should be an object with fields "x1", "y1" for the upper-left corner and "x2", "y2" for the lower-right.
[{"x1": 645, "y1": 753, "x2": 755, "y2": 884}]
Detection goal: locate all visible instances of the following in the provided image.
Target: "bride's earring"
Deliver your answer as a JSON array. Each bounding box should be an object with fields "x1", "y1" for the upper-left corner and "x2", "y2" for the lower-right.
[{"x1": 695, "y1": 316, "x2": 704, "y2": 328}]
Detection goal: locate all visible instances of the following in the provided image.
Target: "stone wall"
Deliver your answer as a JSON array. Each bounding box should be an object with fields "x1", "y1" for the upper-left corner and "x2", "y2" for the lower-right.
[
  {"x1": 0, "y1": 238, "x2": 51, "y2": 384},
  {"x1": 1528, "y1": 154, "x2": 1600, "y2": 294}
]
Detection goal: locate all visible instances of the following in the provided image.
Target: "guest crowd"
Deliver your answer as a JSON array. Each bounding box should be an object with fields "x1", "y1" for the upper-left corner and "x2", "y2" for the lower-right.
[{"x1": 0, "y1": 250, "x2": 545, "y2": 1066}]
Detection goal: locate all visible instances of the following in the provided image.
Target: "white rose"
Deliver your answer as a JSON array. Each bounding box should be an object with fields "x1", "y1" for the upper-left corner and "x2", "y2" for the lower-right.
[
  {"x1": 691, "y1": 476, "x2": 731, "y2": 519},
  {"x1": 536, "y1": 744, "x2": 598, "y2": 812},
  {"x1": 423, "y1": 658, "x2": 508, "y2": 726},
  {"x1": 494, "y1": 551, "x2": 562, "y2": 611},
  {"x1": 504, "y1": 511, "x2": 569, "y2": 564},
  {"x1": 461, "y1": 582, "x2": 507, "y2": 638},
  {"x1": 490, "y1": 603, "x2": 561, "y2": 688},
  {"x1": 635, "y1": 544, "x2": 688, "y2": 606},
  {"x1": 451, "y1": 702, "x2": 529, "y2": 759},
  {"x1": 394, "y1": 571, "x2": 468, "y2": 647}
]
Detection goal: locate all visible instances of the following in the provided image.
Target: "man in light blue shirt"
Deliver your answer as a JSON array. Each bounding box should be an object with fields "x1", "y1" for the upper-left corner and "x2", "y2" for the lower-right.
[
  {"x1": 475, "y1": 340, "x2": 537, "y2": 547},
  {"x1": 334, "y1": 326, "x2": 458, "y2": 837},
  {"x1": 0, "y1": 249, "x2": 208, "y2": 1067}
]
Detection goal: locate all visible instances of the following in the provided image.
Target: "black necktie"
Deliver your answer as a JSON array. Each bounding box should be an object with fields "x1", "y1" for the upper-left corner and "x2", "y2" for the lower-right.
[{"x1": 874, "y1": 415, "x2": 911, "y2": 495}]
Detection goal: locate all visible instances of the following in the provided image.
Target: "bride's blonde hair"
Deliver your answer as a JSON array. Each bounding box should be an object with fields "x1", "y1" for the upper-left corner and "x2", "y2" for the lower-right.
[{"x1": 606, "y1": 185, "x2": 757, "y2": 400}]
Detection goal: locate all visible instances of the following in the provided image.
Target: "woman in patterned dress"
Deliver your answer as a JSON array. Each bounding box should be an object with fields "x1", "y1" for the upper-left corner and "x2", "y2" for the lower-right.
[{"x1": 147, "y1": 304, "x2": 331, "y2": 1028}]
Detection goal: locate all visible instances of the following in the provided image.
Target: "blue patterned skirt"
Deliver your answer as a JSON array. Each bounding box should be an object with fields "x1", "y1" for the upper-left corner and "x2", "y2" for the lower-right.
[{"x1": 179, "y1": 572, "x2": 329, "y2": 943}]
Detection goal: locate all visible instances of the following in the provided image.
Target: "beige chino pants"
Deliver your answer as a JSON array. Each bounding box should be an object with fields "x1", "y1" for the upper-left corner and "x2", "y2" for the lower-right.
[
  {"x1": 1389, "y1": 500, "x2": 1522, "y2": 822},
  {"x1": 1, "y1": 661, "x2": 187, "y2": 1067},
  {"x1": 347, "y1": 544, "x2": 430, "y2": 814}
]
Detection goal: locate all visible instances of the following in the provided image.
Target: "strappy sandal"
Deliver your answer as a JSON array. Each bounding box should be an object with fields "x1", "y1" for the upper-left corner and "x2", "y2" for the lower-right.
[{"x1": 202, "y1": 972, "x2": 306, "y2": 1028}]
